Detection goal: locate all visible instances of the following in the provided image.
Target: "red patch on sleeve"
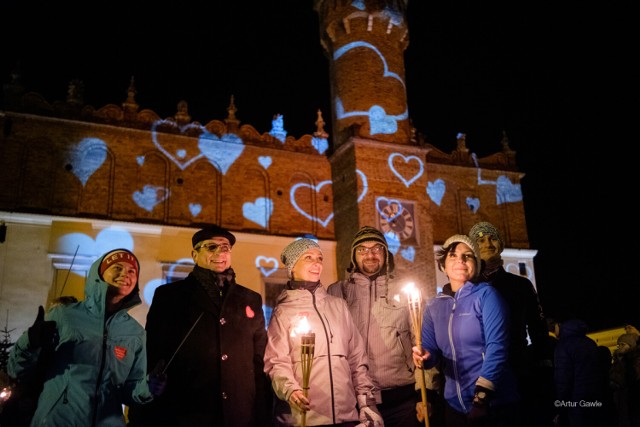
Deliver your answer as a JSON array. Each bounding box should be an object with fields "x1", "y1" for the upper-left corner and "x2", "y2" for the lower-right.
[
  {"x1": 245, "y1": 305, "x2": 255, "y2": 318},
  {"x1": 114, "y1": 346, "x2": 127, "y2": 360}
]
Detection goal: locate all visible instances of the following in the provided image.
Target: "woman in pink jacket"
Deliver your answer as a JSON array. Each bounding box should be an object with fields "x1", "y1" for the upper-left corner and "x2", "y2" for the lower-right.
[{"x1": 264, "y1": 238, "x2": 384, "y2": 427}]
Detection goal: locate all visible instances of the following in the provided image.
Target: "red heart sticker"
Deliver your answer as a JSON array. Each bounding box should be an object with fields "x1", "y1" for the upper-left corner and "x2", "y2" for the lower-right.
[{"x1": 114, "y1": 346, "x2": 127, "y2": 360}]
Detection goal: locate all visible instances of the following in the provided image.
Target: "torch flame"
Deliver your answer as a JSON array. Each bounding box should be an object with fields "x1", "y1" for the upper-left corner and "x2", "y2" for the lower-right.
[{"x1": 291, "y1": 315, "x2": 312, "y2": 337}]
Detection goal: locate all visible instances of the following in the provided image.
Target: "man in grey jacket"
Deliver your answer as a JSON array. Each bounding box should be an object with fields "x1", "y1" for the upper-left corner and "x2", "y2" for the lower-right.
[{"x1": 327, "y1": 226, "x2": 422, "y2": 427}]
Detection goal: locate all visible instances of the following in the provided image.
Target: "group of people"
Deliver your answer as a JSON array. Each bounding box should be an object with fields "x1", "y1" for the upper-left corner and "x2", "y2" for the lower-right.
[{"x1": 0, "y1": 220, "x2": 613, "y2": 427}]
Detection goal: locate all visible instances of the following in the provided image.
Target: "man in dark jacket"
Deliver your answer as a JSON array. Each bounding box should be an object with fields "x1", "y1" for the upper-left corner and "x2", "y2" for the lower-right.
[
  {"x1": 469, "y1": 222, "x2": 553, "y2": 426},
  {"x1": 128, "y1": 225, "x2": 271, "y2": 427}
]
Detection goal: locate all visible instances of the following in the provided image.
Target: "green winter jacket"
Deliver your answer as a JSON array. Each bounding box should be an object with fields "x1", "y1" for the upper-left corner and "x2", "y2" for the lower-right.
[{"x1": 8, "y1": 253, "x2": 154, "y2": 426}]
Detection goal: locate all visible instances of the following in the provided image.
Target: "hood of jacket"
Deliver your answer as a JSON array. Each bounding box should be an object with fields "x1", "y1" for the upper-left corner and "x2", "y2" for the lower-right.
[{"x1": 85, "y1": 253, "x2": 142, "y2": 317}]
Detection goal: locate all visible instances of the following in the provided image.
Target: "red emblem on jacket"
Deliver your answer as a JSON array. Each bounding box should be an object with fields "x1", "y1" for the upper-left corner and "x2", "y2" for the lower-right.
[
  {"x1": 114, "y1": 346, "x2": 127, "y2": 360},
  {"x1": 245, "y1": 305, "x2": 255, "y2": 318}
]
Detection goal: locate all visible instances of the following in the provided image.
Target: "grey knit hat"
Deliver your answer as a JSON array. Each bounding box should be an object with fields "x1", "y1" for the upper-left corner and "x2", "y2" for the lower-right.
[
  {"x1": 442, "y1": 234, "x2": 482, "y2": 279},
  {"x1": 281, "y1": 238, "x2": 322, "y2": 278},
  {"x1": 469, "y1": 222, "x2": 504, "y2": 254}
]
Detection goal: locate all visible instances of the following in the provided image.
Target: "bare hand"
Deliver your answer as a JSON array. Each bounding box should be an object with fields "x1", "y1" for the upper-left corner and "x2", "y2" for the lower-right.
[
  {"x1": 412, "y1": 345, "x2": 430, "y2": 368},
  {"x1": 289, "y1": 389, "x2": 310, "y2": 411}
]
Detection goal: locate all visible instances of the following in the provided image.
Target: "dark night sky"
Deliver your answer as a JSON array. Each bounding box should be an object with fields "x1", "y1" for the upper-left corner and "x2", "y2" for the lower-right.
[{"x1": 2, "y1": 1, "x2": 635, "y2": 331}]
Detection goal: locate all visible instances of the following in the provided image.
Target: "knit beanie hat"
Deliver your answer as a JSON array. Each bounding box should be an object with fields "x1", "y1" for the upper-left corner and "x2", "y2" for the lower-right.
[
  {"x1": 281, "y1": 238, "x2": 322, "y2": 278},
  {"x1": 192, "y1": 225, "x2": 236, "y2": 247},
  {"x1": 442, "y1": 234, "x2": 481, "y2": 279},
  {"x1": 99, "y1": 249, "x2": 139, "y2": 280},
  {"x1": 350, "y1": 226, "x2": 394, "y2": 274},
  {"x1": 618, "y1": 333, "x2": 639, "y2": 348},
  {"x1": 469, "y1": 222, "x2": 504, "y2": 254}
]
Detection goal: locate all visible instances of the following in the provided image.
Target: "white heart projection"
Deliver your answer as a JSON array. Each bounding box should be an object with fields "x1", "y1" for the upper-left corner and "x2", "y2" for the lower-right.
[
  {"x1": 290, "y1": 180, "x2": 334, "y2": 227},
  {"x1": 289, "y1": 170, "x2": 368, "y2": 228},
  {"x1": 466, "y1": 197, "x2": 480, "y2": 214},
  {"x1": 68, "y1": 137, "x2": 107, "y2": 186},
  {"x1": 427, "y1": 179, "x2": 446, "y2": 206},
  {"x1": 258, "y1": 156, "x2": 272, "y2": 169},
  {"x1": 375, "y1": 197, "x2": 403, "y2": 221},
  {"x1": 255, "y1": 256, "x2": 279, "y2": 277},
  {"x1": 132, "y1": 185, "x2": 170, "y2": 212},
  {"x1": 189, "y1": 203, "x2": 202, "y2": 217},
  {"x1": 150, "y1": 120, "x2": 245, "y2": 174},
  {"x1": 243, "y1": 197, "x2": 274, "y2": 228},
  {"x1": 400, "y1": 246, "x2": 415, "y2": 262},
  {"x1": 388, "y1": 152, "x2": 424, "y2": 187},
  {"x1": 198, "y1": 133, "x2": 245, "y2": 175}
]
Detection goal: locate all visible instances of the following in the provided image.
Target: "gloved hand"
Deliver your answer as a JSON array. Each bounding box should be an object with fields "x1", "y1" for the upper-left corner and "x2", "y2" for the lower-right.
[
  {"x1": 357, "y1": 394, "x2": 384, "y2": 427},
  {"x1": 148, "y1": 359, "x2": 167, "y2": 397},
  {"x1": 27, "y1": 306, "x2": 58, "y2": 350},
  {"x1": 467, "y1": 385, "x2": 493, "y2": 424}
]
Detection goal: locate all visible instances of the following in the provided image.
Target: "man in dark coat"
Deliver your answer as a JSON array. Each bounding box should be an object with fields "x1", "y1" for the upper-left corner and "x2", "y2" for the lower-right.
[
  {"x1": 469, "y1": 222, "x2": 553, "y2": 426},
  {"x1": 128, "y1": 225, "x2": 271, "y2": 427}
]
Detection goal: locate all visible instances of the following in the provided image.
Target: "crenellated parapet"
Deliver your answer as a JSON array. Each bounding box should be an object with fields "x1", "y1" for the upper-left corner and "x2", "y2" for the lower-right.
[
  {"x1": 314, "y1": 0, "x2": 411, "y2": 147},
  {"x1": 1, "y1": 73, "x2": 328, "y2": 156}
]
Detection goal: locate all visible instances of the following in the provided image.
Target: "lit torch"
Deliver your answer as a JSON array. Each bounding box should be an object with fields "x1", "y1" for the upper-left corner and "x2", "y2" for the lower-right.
[
  {"x1": 403, "y1": 282, "x2": 430, "y2": 427},
  {"x1": 292, "y1": 316, "x2": 315, "y2": 427}
]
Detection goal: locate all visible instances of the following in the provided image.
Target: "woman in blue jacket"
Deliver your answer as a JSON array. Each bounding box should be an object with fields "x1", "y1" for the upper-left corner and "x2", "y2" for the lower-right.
[{"x1": 413, "y1": 235, "x2": 518, "y2": 426}]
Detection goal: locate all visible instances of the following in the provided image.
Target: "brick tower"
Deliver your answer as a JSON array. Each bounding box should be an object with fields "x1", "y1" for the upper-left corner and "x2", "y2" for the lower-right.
[{"x1": 315, "y1": 0, "x2": 438, "y2": 294}]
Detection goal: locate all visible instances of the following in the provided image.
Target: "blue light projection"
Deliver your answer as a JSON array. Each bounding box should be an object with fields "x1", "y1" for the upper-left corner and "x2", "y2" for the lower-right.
[
  {"x1": 142, "y1": 278, "x2": 164, "y2": 306},
  {"x1": 400, "y1": 245, "x2": 415, "y2": 262},
  {"x1": 255, "y1": 256, "x2": 279, "y2": 277},
  {"x1": 67, "y1": 138, "x2": 107, "y2": 186},
  {"x1": 189, "y1": 203, "x2": 202, "y2": 217},
  {"x1": 150, "y1": 119, "x2": 245, "y2": 174},
  {"x1": 333, "y1": 42, "x2": 405, "y2": 88},
  {"x1": 132, "y1": 185, "x2": 170, "y2": 212},
  {"x1": 141, "y1": 257, "x2": 194, "y2": 305},
  {"x1": 471, "y1": 153, "x2": 523, "y2": 205},
  {"x1": 388, "y1": 153, "x2": 424, "y2": 187},
  {"x1": 496, "y1": 176, "x2": 522, "y2": 204},
  {"x1": 311, "y1": 136, "x2": 329, "y2": 155},
  {"x1": 333, "y1": 41, "x2": 408, "y2": 135},
  {"x1": 290, "y1": 180, "x2": 334, "y2": 228},
  {"x1": 384, "y1": 231, "x2": 400, "y2": 255},
  {"x1": 426, "y1": 179, "x2": 446, "y2": 206},
  {"x1": 289, "y1": 169, "x2": 368, "y2": 228},
  {"x1": 375, "y1": 196, "x2": 403, "y2": 221},
  {"x1": 258, "y1": 156, "x2": 272, "y2": 169},
  {"x1": 269, "y1": 114, "x2": 287, "y2": 143},
  {"x1": 243, "y1": 197, "x2": 274, "y2": 228},
  {"x1": 57, "y1": 226, "x2": 135, "y2": 256},
  {"x1": 336, "y1": 100, "x2": 408, "y2": 136},
  {"x1": 351, "y1": 0, "x2": 366, "y2": 10},
  {"x1": 136, "y1": 156, "x2": 145, "y2": 166},
  {"x1": 466, "y1": 197, "x2": 480, "y2": 214}
]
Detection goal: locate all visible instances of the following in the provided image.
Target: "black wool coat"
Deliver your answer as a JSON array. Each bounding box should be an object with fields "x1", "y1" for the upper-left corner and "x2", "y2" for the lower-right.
[{"x1": 128, "y1": 271, "x2": 272, "y2": 427}]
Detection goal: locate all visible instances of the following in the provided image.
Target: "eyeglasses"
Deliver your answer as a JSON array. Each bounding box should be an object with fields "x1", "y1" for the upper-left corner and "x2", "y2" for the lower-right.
[
  {"x1": 195, "y1": 243, "x2": 232, "y2": 253},
  {"x1": 447, "y1": 252, "x2": 476, "y2": 262},
  {"x1": 355, "y1": 245, "x2": 385, "y2": 255}
]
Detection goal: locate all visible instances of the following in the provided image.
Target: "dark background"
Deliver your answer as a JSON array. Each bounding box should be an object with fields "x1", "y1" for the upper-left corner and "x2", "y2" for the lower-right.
[{"x1": 2, "y1": 1, "x2": 635, "y2": 331}]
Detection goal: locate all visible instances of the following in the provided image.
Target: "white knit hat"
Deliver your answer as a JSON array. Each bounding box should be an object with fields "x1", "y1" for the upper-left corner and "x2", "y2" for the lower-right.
[
  {"x1": 281, "y1": 238, "x2": 322, "y2": 278},
  {"x1": 443, "y1": 234, "x2": 482, "y2": 279}
]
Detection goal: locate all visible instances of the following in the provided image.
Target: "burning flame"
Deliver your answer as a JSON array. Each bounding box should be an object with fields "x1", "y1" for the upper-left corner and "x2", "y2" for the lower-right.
[
  {"x1": 291, "y1": 315, "x2": 312, "y2": 337},
  {"x1": 402, "y1": 282, "x2": 420, "y2": 303}
]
